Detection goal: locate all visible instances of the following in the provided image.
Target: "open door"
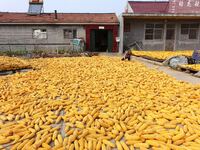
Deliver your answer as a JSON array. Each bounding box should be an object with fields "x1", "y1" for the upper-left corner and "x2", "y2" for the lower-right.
[
  {"x1": 90, "y1": 30, "x2": 95, "y2": 51},
  {"x1": 165, "y1": 24, "x2": 175, "y2": 51},
  {"x1": 90, "y1": 29, "x2": 113, "y2": 52},
  {"x1": 108, "y1": 30, "x2": 113, "y2": 52}
]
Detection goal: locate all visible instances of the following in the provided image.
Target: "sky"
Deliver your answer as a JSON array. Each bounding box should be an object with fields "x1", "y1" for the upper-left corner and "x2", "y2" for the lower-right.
[
  {"x1": 0, "y1": 0, "x2": 129, "y2": 15},
  {"x1": 0, "y1": 0, "x2": 162, "y2": 14}
]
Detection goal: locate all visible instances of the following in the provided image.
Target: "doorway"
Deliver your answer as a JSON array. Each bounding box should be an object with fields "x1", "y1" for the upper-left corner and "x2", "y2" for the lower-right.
[
  {"x1": 90, "y1": 29, "x2": 113, "y2": 52},
  {"x1": 165, "y1": 24, "x2": 175, "y2": 51}
]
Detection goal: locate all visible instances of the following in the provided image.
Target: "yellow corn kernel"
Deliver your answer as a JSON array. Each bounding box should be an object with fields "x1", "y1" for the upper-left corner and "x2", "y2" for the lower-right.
[
  {"x1": 120, "y1": 141, "x2": 130, "y2": 150},
  {"x1": 103, "y1": 139, "x2": 115, "y2": 148},
  {"x1": 134, "y1": 143, "x2": 149, "y2": 149},
  {"x1": 185, "y1": 134, "x2": 199, "y2": 142},
  {"x1": 146, "y1": 140, "x2": 160, "y2": 147},
  {"x1": 116, "y1": 141, "x2": 123, "y2": 150}
]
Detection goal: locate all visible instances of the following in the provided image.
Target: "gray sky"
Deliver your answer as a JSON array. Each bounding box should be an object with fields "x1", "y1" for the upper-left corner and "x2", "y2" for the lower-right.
[{"x1": 0, "y1": 0, "x2": 129, "y2": 14}]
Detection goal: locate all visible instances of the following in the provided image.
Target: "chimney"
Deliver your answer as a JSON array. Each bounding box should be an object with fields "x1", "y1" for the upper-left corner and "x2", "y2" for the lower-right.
[{"x1": 55, "y1": 10, "x2": 58, "y2": 19}]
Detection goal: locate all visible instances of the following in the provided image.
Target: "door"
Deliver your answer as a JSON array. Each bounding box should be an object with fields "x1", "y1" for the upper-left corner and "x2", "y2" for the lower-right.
[
  {"x1": 165, "y1": 24, "x2": 175, "y2": 51},
  {"x1": 95, "y1": 30, "x2": 108, "y2": 52},
  {"x1": 107, "y1": 30, "x2": 113, "y2": 52},
  {"x1": 90, "y1": 30, "x2": 95, "y2": 51},
  {"x1": 90, "y1": 29, "x2": 110, "y2": 52}
]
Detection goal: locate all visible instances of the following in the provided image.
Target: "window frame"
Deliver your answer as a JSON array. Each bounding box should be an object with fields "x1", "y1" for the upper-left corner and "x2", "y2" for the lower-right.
[
  {"x1": 180, "y1": 24, "x2": 199, "y2": 40},
  {"x1": 32, "y1": 29, "x2": 48, "y2": 39},
  {"x1": 63, "y1": 29, "x2": 77, "y2": 39},
  {"x1": 144, "y1": 23, "x2": 164, "y2": 41}
]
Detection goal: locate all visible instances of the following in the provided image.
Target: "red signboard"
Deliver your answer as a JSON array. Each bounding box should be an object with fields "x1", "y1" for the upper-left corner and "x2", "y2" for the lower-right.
[{"x1": 169, "y1": 0, "x2": 200, "y2": 13}]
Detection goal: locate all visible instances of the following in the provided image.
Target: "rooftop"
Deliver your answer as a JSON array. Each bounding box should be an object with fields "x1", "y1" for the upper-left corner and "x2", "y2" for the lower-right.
[
  {"x1": 0, "y1": 12, "x2": 119, "y2": 25},
  {"x1": 127, "y1": 0, "x2": 200, "y2": 14},
  {"x1": 128, "y1": 1, "x2": 169, "y2": 14}
]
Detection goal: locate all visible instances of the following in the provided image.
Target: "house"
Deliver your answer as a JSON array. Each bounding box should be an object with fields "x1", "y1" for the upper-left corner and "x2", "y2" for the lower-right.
[
  {"x1": 119, "y1": 0, "x2": 200, "y2": 53},
  {"x1": 0, "y1": 1, "x2": 119, "y2": 52}
]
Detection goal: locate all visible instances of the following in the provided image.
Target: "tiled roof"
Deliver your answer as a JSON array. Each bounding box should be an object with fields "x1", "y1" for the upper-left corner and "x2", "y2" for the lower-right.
[
  {"x1": 0, "y1": 13, "x2": 119, "y2": 24},
  {"x1": 128, "y1": 1, "x2": 169, "y2": 14}
]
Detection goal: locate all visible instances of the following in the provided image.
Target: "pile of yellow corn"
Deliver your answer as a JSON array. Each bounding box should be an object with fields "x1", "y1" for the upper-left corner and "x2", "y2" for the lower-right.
[
  {"x1": 0, "y1": 56, "x2": 31, "y2": 71},
  {"x1": 0, "y1": 56, "x2": 200, "y2": 150},
  {"x1": 132, "y1": 51, "x2": 193, "y2": 61},
  {"x1": 180, "y1": 64, "x2": 200, "y2": 72}
]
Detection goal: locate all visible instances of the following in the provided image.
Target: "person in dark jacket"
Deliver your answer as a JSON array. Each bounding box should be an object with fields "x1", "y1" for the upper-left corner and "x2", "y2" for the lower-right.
[
  {"x1": 192, "y1": 49, "x2": 200, "y2": 64},
  {"x1": 122, "y1": 50, "x2": 132, "y2": 61}
]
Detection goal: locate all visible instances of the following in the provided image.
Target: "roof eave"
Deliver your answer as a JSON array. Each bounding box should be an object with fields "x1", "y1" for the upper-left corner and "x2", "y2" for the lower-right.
[
  {"x1": 0, "y1": 22, "x2": 119, "y2": 25},
  {"x1": 122, "y1": 13, "x2": 200, "y2": 19}
]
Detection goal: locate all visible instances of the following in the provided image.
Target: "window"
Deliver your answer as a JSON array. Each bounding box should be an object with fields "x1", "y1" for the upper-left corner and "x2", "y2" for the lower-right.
[
  {"x1": 124, "y1": 23, "x2": 131, "y2": 32},
  {"x1": 189, "y1": 29, "x2": 198, "y2": 39},
  {"x1": 181, "y1": 24, "x2": 199, "y2": 40},
  {"x1": 145, "y1": 24, "x2": 164, "y2": 40},
  {"x1": 33, "y1": 29, "x2": 47, "y2": 39},
  {"x1": 64, "y1": 29, "x2": 77, "y2": 39}
]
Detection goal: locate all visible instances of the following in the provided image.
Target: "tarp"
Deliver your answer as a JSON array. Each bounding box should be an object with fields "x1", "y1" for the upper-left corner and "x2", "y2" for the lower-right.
[{"x1": 163, "y1": 55, "x2": 188, "y2": 69}]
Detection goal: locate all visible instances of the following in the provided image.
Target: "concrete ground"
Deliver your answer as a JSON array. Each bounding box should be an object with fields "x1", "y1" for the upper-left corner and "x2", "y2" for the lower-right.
[{"x1": 131, "y1": 56, "x2": 200, "y2": 85}]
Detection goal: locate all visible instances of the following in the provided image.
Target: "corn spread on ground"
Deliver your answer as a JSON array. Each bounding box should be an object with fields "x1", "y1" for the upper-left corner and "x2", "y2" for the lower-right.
[
  {"x1": 0, "y1": 56, "x2": 200, "y2": 150},
  {"x1": 180, "y1": 64, "x2": 200, "y2": 72},
  {"x1": 131, "y1": 51, "x2": 193, "y2": 61},
  {"x1": 0, "y1": 56, "x2": 31, "y2": 71}
]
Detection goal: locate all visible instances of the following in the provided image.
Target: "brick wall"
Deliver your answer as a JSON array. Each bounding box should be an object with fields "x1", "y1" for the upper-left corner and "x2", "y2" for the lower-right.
[{"x1": 0, "y1": 25, "x2": 86, "y2": 51}]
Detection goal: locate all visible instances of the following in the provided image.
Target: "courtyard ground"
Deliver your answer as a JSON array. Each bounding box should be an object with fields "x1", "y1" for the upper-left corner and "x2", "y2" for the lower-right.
[{"x1": 0, "y1": 56, "x2": 200, "y2": 149}]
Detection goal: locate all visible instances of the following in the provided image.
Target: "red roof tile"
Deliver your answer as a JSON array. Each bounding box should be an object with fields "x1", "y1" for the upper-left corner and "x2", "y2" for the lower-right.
[
  {"x1": 128, "y1": 1, "x2": 169, "y2": 14},
  {"x1": 0, "y1": 13, "x2": 119, "y2": 24}
]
